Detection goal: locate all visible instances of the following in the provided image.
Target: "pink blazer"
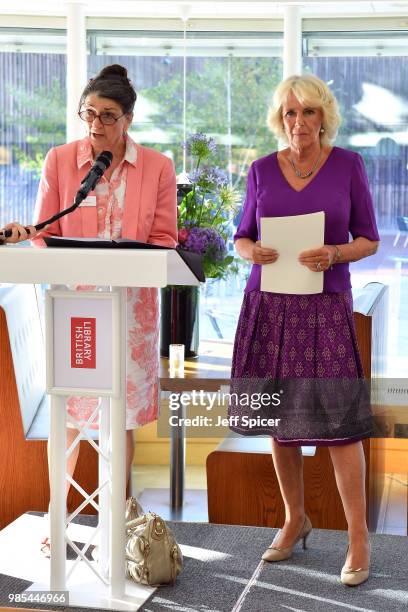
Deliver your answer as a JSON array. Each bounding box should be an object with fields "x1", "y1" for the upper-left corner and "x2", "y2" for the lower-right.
[{"x1": 32, "y1": 138, "x2": 177, "y2": 248}]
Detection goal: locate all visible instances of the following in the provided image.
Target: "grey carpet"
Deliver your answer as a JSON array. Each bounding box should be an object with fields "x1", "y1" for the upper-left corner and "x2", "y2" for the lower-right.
[
  {"x1": 237, "y1": 527, "x2": 408, "y2": 612},
  {"x1": 1, "y1": 515, "x2": 407, "y2": 612},
  {"x1": 140, "y1": 521, "x2": 273, "y2": 612},
  {"x1": 140, "y1": 523, "x2": 408, "y2": 612}
]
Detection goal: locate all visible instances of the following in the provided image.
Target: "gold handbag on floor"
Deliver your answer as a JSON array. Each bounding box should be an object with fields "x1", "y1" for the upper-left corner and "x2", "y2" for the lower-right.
[
  {"x1": 125, "y1": 512, "x2": 183, "y2": 586},
  {"x1": 125, "y1": 496, "x2": 145, "y2": 522}
]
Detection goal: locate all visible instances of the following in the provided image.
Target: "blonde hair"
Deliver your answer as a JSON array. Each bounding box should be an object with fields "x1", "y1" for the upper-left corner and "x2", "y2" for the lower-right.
[{"x1": 267, "y1": 74, "x2": 341, "y2": 146}]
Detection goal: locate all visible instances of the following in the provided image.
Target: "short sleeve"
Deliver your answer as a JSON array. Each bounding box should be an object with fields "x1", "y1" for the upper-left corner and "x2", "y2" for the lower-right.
[
  {"x1": 349, "y1": 154, "x2": 380, "y2": 241},
  {"x1": 234, "y1": 162, "x2": 258, "y2": 242}
]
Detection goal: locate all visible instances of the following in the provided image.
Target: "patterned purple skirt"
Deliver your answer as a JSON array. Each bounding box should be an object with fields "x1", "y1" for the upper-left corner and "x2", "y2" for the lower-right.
[{"x1": 228, "y1": 290, "x2": 373, "y2": 446}]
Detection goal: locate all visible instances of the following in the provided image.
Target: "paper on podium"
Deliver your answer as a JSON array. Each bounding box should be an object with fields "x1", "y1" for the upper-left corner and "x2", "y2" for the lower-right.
[{"x1": 260, "y1": 211, "x2": 325, "y2": 295}]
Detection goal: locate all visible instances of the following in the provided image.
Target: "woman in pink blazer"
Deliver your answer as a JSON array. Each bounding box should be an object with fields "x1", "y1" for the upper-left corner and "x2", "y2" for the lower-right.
[
  {"x1": 33, "y1": 122, "x2": 177, "y2": 246},
  {"x1": 33, "y1": 64, "x2": 177, "y2": 555}
]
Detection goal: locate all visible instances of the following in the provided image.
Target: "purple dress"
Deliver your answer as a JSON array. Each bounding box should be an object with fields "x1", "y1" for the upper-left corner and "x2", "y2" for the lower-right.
[{"x1": 229, "y1": 147, "x2": 380, "y2": 445}]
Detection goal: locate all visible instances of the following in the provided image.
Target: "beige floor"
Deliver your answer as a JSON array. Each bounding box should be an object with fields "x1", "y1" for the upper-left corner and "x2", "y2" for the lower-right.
[
  {"x1": 132, "y1": 465, "x2": 207, "y2": 498},
  {"x1": 132, "y1": 465, "x2": 407, "y2": 534},
  {"x1": 377, "y1": 472, "x2": 408, "y2": 536}
]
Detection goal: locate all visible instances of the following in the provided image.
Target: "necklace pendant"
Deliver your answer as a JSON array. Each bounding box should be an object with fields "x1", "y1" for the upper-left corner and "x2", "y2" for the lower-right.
[{"x1": 289, "y1": 150, "x2": 322, "y2": 180}]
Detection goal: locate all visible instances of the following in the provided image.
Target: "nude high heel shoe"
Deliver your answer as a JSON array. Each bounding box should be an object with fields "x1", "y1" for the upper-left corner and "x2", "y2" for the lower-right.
[
  {"x1": 340, "y1": 566, "x2": 370, "y2": 587},
  {"x1": 340, "y1": 545, "x2": 370, "y2": 586},
  {"x1": 262, "y1": 515, "x2": 312, "y2": 562}
]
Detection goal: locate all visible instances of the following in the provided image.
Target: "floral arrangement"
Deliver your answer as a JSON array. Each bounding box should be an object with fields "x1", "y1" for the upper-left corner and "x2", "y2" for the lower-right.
[{"x1": 177, "y1": 133, "x2": 240, "y2": 280}]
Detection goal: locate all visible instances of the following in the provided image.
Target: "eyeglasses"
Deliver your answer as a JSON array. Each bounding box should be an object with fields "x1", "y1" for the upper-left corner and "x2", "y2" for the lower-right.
[{"x1": 78, "y1": 109, "x2": 125, "y2": 125}]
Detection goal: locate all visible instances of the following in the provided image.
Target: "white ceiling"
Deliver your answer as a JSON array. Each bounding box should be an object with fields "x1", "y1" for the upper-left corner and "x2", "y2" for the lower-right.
[{"x1": 0, "y1": 1, "x2": 408, "y2": 19}]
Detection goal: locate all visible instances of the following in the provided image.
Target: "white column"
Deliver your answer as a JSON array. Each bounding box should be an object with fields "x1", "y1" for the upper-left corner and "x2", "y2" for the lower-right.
[
  {"x1": 66, "y1": 1, "x2": 87, "y2": 143},
  {"x1": 283, "y1": 5, "x2": 302, "y2": 79},
  {"x1": 49, "y1": 395, "x2": 67, "y2": 591},
  {"x1": 109, "y1": 286, "x2": 127, "y2": 600},
  {"x1": 98, "y1": 397, "x2": 110, "y2": 579}
]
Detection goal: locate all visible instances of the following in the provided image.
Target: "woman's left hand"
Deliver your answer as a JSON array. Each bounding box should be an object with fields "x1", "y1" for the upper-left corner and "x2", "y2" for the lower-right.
[{"x1": 298, "y1": 245, "x2": 336, "y2": 272}]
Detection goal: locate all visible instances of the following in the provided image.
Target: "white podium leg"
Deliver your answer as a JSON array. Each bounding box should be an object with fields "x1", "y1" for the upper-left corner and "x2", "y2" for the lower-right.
[
  {"x1": 30, "y1": 286, "x2": 156, "y2": 610},
  {"x1": 110, "y1": 286, "x2": 127, "y2": 600},
  {"x1": 50, "y1": 394, "x2": 67, "y2": 591},
  {"x1": 99, "y1": 396, "x2": 110, "y2": 579}
]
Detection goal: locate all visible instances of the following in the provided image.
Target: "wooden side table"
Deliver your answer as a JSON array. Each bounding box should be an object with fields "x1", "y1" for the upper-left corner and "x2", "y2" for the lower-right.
[{"x1": 160, "y1": 341, "x2": 232, "y2": 509}]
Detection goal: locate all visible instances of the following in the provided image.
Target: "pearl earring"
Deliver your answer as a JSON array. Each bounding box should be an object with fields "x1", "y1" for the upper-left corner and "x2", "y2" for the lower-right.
[{"x1": 320, "y1": 127, "x2": 325, "y2": 133}]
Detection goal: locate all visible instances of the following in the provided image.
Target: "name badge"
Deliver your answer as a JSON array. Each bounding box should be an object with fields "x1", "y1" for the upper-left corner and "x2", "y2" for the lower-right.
[{"x1": 79, "y1": 195, "x2": 97, "y2": 207}]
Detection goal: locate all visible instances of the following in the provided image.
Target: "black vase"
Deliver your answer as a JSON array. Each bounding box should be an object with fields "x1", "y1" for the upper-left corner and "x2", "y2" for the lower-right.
[{"x1": 160, "y1": 286, "x2": 200, "y2": 358}]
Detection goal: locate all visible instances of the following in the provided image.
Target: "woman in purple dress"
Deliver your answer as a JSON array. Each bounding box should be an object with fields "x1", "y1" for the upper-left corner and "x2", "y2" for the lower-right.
[{"x1": 230, "y1": 74, "x2": 379, "y2": 586}]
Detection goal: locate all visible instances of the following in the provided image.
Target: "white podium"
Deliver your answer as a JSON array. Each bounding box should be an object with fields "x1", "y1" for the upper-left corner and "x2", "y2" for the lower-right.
[{"x1": 0, "y1": 244, "x2": 199, "y2": 611}]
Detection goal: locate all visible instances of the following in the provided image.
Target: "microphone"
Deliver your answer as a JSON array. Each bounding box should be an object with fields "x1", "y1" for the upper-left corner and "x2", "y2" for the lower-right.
[
  {"x1": 74, "y1": 150, "x2": 113, "y2": 206},
  {"x1": 2, "y1": 150, "x2": 113, "y2": 239}
]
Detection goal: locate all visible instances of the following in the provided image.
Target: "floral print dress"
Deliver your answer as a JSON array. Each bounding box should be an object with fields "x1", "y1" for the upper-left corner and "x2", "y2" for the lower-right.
[{"x1": 67, "y1": 136, "x2": 159, "y2": 430}]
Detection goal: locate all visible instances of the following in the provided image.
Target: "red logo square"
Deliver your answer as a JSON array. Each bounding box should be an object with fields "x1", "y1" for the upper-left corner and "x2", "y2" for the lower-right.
[{"x1": 71, "y1": 317, "x2": 96, "y2": 369}]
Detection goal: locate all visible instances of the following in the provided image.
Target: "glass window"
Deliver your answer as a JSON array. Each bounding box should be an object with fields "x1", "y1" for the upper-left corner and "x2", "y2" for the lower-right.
[
  {"x1": 0, "y1": 28, "x2": 66, "y2": 226},
  {"x1": 303, "y1": 30, "x2": 408, "y2": 375},
  {"x1": 88, "y1": 29, "x2": 283, "y2": 344}
]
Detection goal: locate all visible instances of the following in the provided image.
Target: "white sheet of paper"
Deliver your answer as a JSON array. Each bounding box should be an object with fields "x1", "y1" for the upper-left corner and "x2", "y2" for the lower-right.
[{"x1": 260, "y1": 211, "x2": 325, "y2": 295}]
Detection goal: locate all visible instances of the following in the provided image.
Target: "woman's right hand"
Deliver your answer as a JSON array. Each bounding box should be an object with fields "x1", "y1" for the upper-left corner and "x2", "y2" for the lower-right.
[
  {"x1": 251, "y1": 240, "x2": 279, "y2": 265},
  {"x1": 0, "y1": 222, "x2": 37, "y2": 243}
]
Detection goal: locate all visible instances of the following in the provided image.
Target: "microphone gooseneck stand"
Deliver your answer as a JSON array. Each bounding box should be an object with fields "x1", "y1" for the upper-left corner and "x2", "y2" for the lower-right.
[{"x1": 1, "y1": 150, "x2": 113, "y2": 240}]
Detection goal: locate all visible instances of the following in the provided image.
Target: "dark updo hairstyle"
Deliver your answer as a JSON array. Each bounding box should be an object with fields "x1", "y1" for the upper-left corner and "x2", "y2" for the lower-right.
[{"x1": 78, "y1": 64, "x2": 137, "y2": 115}]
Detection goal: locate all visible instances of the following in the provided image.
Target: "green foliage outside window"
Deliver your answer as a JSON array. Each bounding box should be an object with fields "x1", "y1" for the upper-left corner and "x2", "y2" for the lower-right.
[
  {"x1": 137, "y1": 56, "x2": 282, "y2": 193},
  {"x1": 6, "y1": 78, "x2": 66, "y2": 177}
]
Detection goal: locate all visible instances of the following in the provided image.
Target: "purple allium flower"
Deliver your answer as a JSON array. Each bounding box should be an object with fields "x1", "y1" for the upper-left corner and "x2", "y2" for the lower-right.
[
  {"x1": 208, "y1": 166, "x2": 228, "y2": 188},
  {"x1": 184, "y1": 227, "x2": 227, "y2": 262},
  {"x1": 188, "y1": 168, "x2": 205, "y2": 184},
  {"x1": 184, "y1": 133, "x2": 217, "y2": 158},
  {"x1": 188, "y1": 166, "x2": 228, "y2": 190}
]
